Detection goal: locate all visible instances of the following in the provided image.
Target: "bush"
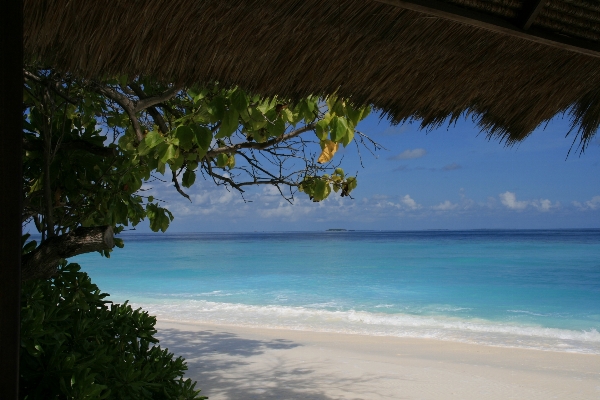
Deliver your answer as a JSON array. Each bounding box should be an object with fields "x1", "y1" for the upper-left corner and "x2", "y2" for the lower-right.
[{"x1": 20, "y1": 262, "x2": 206, "y2": 399}]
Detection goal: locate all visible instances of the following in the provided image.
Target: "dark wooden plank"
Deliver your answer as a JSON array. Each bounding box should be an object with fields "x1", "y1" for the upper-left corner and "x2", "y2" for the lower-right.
[
  {"x1": 0, "y1": 0, "x2": 23, "y2": 399},
  {"x1": 374, "y1": 0, "x2": 600, "y2": 58},
  {"x1": 522, "y1": 0, "x2": 547, "y2": 30}
]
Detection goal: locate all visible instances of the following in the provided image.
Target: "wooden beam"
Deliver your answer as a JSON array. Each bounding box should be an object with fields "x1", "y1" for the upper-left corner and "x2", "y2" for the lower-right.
[
  {"x1": 374, "y1": 0, "x2": 600, "y2": 58},
  {"x1": 0, "y1": 0, "x2": 23, "y2": 399},
  {"x1": 522, "y1": 0, "x2": 547, "y2": 30}
]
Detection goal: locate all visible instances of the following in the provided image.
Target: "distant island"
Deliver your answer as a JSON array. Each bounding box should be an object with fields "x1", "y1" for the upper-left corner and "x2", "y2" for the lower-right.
[{"x1": 326, "y1": 228, "x2": 349, "y2": 232}]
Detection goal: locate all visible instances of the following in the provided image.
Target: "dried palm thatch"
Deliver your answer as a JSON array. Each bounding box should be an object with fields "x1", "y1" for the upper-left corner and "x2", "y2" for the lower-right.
[{"x1": 24, "y1": 0, "x2": 600, "y2": 150}]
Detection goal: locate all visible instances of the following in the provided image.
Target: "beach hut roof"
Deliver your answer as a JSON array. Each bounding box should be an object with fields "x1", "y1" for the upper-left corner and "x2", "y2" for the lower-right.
[{"x1": 24, "y1": 0, "x2": 600, "y2": 147}]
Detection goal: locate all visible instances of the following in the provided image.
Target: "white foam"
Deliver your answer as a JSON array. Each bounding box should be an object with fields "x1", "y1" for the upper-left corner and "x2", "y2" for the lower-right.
[{"x1": 129, "y1": 300, "x2": 600, "y2": 354}]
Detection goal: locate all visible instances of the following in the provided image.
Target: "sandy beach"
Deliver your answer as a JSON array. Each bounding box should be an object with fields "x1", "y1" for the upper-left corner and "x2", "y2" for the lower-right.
[{"x1": 156, "y1": 321, "x2": 600, "y2": 400}]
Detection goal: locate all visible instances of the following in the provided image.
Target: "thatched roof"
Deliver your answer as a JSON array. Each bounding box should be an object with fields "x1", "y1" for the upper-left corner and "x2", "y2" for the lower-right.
[{"x1": 24, "y1": 0, "x2": 600, "y2": 147}]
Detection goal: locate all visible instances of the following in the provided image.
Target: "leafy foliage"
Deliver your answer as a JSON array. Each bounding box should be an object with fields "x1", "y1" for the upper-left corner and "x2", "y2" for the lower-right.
[
  {"x1": 20, "y1": 69, "x2": 377, "y2": 397},
  {"x1": 23, "y1": 69, "x2": 376, "y2": 244},
  {"x1": 20, "y1": 261, "x2": 206, "y2": 400}
]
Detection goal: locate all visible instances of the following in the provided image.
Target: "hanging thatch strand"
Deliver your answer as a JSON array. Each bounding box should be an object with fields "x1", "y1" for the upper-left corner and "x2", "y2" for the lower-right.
[{"x1": 24, "y1": 0, "x2": 600, "y2": 149}]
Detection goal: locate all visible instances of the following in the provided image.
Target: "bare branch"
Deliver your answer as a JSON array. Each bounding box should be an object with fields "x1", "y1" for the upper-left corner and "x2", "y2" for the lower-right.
[{"x1": 205, "y1": 160, "x2": 244, "y2": 192}]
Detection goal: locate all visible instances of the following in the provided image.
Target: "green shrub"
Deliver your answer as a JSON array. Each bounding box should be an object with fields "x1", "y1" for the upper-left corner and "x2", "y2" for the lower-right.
[{"x1": 20, "y1": 262, "x2": 206, "y2": 399}]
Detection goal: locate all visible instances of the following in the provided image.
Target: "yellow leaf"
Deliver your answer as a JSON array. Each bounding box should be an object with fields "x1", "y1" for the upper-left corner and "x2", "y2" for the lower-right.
[{"x1": 317, "y1": 140, "x2": 339, "y2": 164}]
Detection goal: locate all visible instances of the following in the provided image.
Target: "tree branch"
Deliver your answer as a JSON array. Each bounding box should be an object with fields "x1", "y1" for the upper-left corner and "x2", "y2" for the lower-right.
[
  {"x1": 171, "y1": 170, "x2": 191, "y2": 202},
  {"x1": 23, "y1": 69, "x2": 80, "y2": 105},
  {"x1": 206, "y1": 123, "x2": 316, "y2": 157},
  {"x1": 134, "y1": 86, "x2": 182, "y2": 113},
  {"x1": 95, "y1": 85, "x2": 144, "y2": 142},
  {"x1": 21, "y1": 226, "x2": 115, "y2": 282},
  {"x1": 129, "y1": 82, "x2": 170, "y2": 134}
]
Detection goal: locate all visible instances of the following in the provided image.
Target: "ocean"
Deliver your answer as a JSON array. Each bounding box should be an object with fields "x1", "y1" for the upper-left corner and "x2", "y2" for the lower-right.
[{"x1": 73, "y1": 230, "x2": 600, "y2": 354}]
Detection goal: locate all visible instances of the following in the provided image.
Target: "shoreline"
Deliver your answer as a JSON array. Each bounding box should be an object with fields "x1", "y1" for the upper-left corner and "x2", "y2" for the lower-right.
[
  {"x1": 156, "y1": 320, "x2": 600, "y2": 399},
  {"x1": 130, "y1": 300, "x2": 600, "y2": 355}
]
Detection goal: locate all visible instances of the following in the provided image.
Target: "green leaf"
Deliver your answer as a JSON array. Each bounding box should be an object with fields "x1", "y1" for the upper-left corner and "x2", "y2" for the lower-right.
[
  {"x1": 315, "y1": 120, "x2": 329, "y2": 140},
  {"x1": 230, "y1": 89, "x2": 248, "y2": 113},
  {"x1": 174, "y1": 126, "x2": 194, "y2": 151},
  {"x1": 160, "y1": 144, "x2": 177, "y2": 164},
  {"x1": 248, "y1": 107, "x2": 267, "y2": 130},
  {"x1": 256, "y1": 98, "x2": 276, "y2": 114},
  {"x1": 332, "y1": 100, "x2": 346, "y2": 116},
  {"x1": 313, "y1": 179, "x2": 330, "y2": 201},
  {"x1": 227, "y1": 154, "x2": 236, "y2": 169},
  {"x1": 207, "y1": 96, "x2": 226, "y2": 120},
  {"x1": 341, "y1": 127, "x2": 354, "y2": 147},
  {"x1": 191, "y1": 125, "x2": 212, "y2": 151},
  {"x1": 157, "y1": 161, "x2": 166, "y2": 175},
  {"x1": 345, "y1": 104, "x2": 363, "y2": 126},
  {"x1": 299, "y1": 99, "x2": 317, "y2": 122},
  {"x1": 144, "y1": 131, "x2": 163, "y2": 148},
  {"x1": 169, "y1": 152, "x2": 184, "y2": 169},
  {"x1": 136, "y1": 139, "x2": 151, "y2": 156},
  {"x1": 216, "y1": 154, "x2": 229, "y2": 168},
  {"x1": 253, "y1": 129, "x2": 268, "y2": 143},
  {"x1": 330, "y1": 116, "x2": 348, "y2": 142},
  {"x1": 182, "y1": 169, "x2": 196, "y2": 188},
  {"x1": 281, "y1": 108, "x2": 294, "y2": 123},
  {"x1": 215, "y1": 108, "x2": 239, "y2": 138},
  {"x1": 266, "y1": 117, "x2": 285, "y2": 137},
  {"x1": 325, "y1": 95, "x2": 338, "y2": 113}
]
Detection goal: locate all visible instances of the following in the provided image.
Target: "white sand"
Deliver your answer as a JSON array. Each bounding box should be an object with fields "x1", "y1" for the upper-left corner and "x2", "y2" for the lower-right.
[{"x1": 156, "y1": 321, "x2": 600, "y2": 400}]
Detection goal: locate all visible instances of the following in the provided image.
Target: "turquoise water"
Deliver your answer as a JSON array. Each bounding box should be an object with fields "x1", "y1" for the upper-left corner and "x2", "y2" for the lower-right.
[{"x1": 74, "y1": 230, "x2": 600, "y2": 353}]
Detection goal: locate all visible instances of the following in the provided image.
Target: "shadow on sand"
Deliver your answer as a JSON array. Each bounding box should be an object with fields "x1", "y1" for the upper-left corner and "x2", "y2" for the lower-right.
[{"x1": 156, "y1": 327, "x2": 365, "y2": 400}]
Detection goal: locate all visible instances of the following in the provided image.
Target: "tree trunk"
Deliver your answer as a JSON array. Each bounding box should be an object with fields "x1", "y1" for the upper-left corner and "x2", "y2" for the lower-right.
[{"x1": 21, "y1": 226, "x2": 114, "y2": 282}]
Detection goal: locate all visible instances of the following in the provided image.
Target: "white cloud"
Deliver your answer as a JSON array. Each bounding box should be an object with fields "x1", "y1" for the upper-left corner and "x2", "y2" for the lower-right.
[
  {"x1": 499, "y1": 191, "x2": 528, "y2": 210},
  {"x1": 214, "y1": 190, "x2": 234, "y2": 204},
  {"x1": 262, "y1": 185, "x2": 281, "y2": 197},
  {"x1": 391, "y1": 148, "x2": 427, "y2": 160},
  {"x1": 586, "y1": 196, "x2": 600, "y2": 210},
  {"x1": 531, "y1": 199, "x2": 559, "y2": 212},
  {"x1": 572, "y1": 201, "x2": 584, "y2": 210},
  {"x1": 499, "y1": 191, "x2": 559, "y2": 212},
  {"x1": 401, "y1": 195, "x2": 422, "y2": 210},
  {"x1": 432, "y1": 200, "x2": 458, "y2": 211},
  {"x1": 573, "y1": 196, "x2": 600, "y2": 211}
]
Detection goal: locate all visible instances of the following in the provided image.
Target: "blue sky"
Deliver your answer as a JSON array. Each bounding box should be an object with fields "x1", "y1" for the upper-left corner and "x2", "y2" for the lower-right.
[{"x1": 138, "y1": 111, "x2": 600, "y2": 232}]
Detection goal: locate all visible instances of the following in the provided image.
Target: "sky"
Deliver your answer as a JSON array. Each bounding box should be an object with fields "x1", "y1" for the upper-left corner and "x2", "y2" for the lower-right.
[{"x1": 137, "y1": 111, "x2": 600, "y2": 232}]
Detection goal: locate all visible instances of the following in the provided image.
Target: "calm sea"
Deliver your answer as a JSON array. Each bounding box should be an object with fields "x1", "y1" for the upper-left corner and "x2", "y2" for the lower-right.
[{"x1": 73, "y1": 230, "x2": 600, "y2": 354}]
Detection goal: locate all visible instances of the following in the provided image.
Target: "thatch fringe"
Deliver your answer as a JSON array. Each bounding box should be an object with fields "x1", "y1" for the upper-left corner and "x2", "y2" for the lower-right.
[{"x1": 24, "y1": 0, "x2": 600, "y2": 148}]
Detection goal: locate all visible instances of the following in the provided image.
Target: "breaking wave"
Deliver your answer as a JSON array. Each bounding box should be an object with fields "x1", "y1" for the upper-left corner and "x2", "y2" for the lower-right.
[{"x1": 131, "y1": 300, "x2": 600, "y2": 354}]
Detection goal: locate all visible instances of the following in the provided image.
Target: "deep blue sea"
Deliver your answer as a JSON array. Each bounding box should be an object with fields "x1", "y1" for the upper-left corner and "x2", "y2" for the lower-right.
[{"x1": 73, "y1": 230, "x2": 600, "y2": 354}]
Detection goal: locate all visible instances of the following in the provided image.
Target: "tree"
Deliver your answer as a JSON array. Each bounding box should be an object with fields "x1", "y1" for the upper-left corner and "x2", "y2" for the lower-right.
[
  {"x1": 22, "y1": 67, "x2": 377, "y2": 281},
  {"x1": 21, "y1": 66, "x2": 377, "y2": 399}
]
